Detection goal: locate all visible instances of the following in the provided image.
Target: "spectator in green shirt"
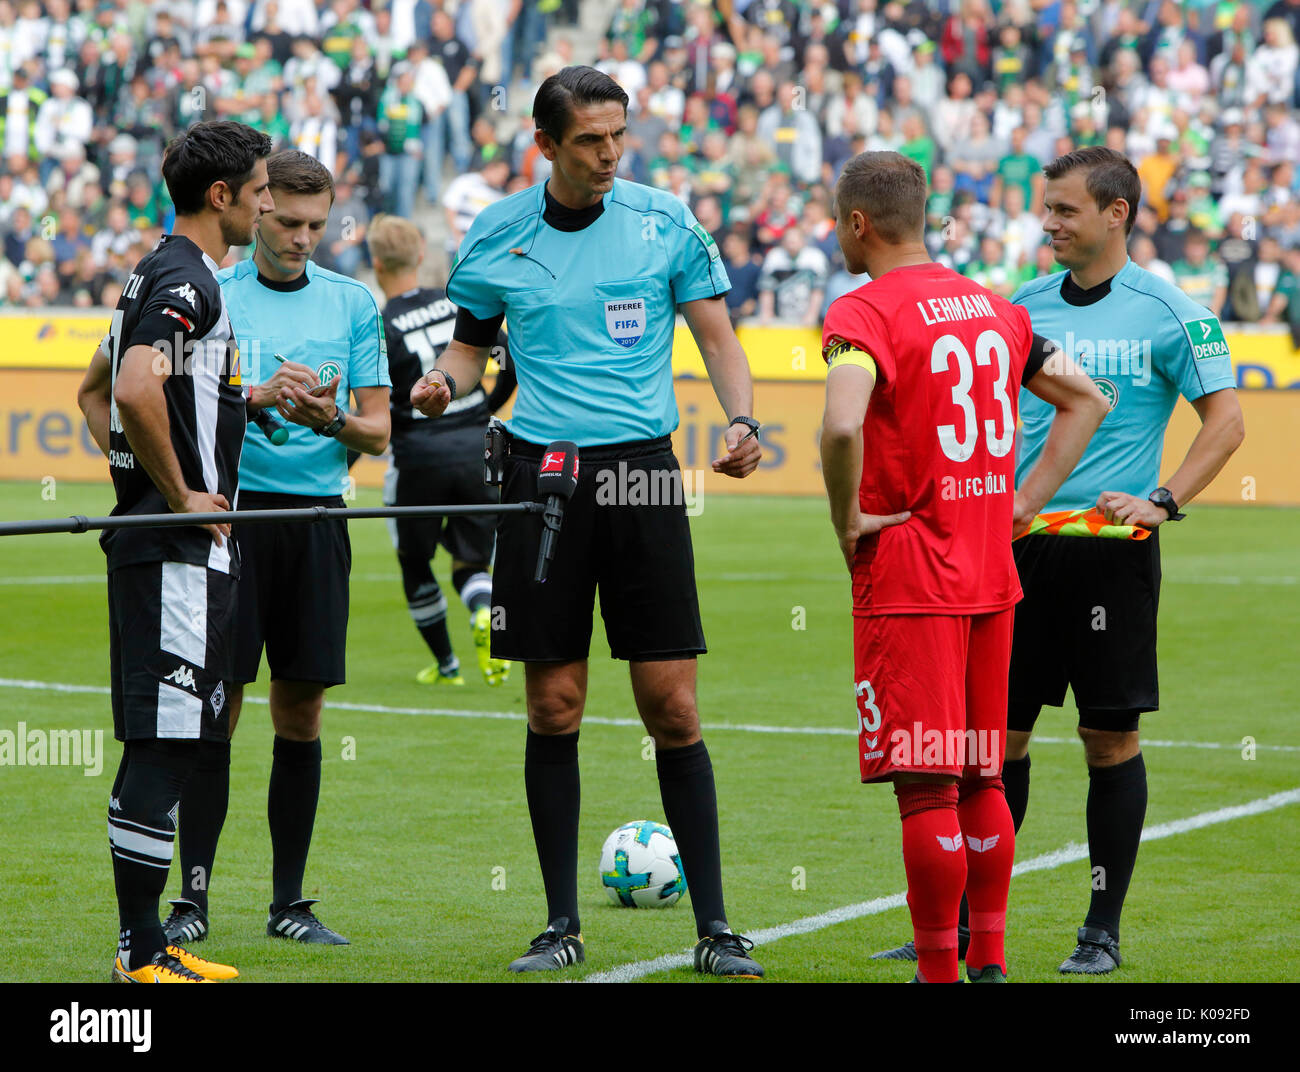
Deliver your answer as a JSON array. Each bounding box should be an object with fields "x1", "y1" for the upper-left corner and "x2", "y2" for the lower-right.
[
  {"x1": 899, "y1": 113, "x2": 935, "y2": 180},
  {"x1": 992, "y1": 126, "x2": 1043, "y2": 212},
  {"x1": 991, "y1": 23, "x2": 1031, "y2": 92},
  {"x1": 378, "y1": 64, "x2": 424, "y2": 220},
  {"x1": 926, "y1": 165, "x2": 956, "y2": 232},
  {"x1": 1172, "y1": 229, "x2": 1229, "y2": 316},
  {"x1": 1262, "y1": 245, "x2": 1300, "y2": 347}
]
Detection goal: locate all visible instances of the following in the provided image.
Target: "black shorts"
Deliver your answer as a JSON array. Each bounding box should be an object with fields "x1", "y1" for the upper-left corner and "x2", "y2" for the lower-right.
[
  {"x1": 232, "y1": 492, "x2": 350, "y2": 686},
  {"x1": 109, "y1": 561, "x2": 235, "y2": 742},
  {"x1": 1008, "y1": 530, "x2": 1161, "y2": 730},
  {"x1": 383, "y1": 433, "x2": 497, "y2": 566},
  {"x1": 491, "y1": 436, "x2": 706, "y2": 663}
]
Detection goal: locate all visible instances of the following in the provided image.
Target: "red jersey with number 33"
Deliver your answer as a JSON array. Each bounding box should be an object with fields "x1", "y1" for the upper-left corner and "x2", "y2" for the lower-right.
[{"x1": 822, "y1": 264, "x2": 1034, "y2": 616}]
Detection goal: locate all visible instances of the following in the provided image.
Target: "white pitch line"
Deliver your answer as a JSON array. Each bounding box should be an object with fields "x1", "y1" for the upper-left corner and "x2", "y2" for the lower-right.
[
  {"x1": 0, "y1": 575, "x2": 103, "y2": 585},
  {"x1": 1, "y1": 571, "x2": 1296, "y2": 587},
  {"x1": 1, "y1": 677, "x2": 1297, "y2": 753},
  {"x1": 584, "y1": 787, "x2": 1300, "y2": 983}
]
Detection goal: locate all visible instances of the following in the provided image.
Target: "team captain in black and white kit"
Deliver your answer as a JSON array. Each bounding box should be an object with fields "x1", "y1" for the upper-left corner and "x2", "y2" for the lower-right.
[
  {"x1": 76, "y1": 121, "x2": 278, "y2": 983},
  {"x1": 367, "y1": 213, "x2": 516, "y2": 687}
]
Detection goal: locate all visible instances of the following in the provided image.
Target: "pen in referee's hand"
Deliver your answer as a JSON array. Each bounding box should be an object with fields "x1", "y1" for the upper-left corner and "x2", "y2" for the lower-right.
[{"x1": 273, "y1": 352, "x2": 318, "y2": 391}]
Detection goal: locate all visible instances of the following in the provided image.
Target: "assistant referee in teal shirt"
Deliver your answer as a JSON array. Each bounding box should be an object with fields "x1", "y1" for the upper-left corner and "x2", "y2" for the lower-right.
[
  {"x1": 412, "y1": 67, "x2": 765, "y2": 977},
  {"x1": 166, "y1": 151, "x2": 391, "y2": 950}
]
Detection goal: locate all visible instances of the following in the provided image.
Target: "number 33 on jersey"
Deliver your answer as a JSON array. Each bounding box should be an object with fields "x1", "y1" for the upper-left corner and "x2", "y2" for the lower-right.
[{"x1": 822, "y1": 264, "x2": 1035, "y2": 618}]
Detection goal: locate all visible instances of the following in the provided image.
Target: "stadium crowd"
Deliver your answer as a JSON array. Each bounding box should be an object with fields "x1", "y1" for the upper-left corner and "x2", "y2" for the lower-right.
[{"x1": 1, "y1": 0, "x2": 1300, "y2": 340}]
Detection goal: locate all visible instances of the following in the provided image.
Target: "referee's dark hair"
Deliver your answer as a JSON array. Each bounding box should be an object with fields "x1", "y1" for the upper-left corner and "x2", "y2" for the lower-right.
[
  {"x1": 266, "y1": 148, "x2": 337, "y2": 203},
  {"x1": 834, "y1": 151, "x2": 927, "y2": 243},
  {"x1": 533, "y1": 65, "x2": 629, "y2": 144},
  {"x1": 1044, "y1": 146, "x2": 1141, "y2": 236},
  {"x1": 162, "y1": 120, "x2": 273, "y2": 216}
]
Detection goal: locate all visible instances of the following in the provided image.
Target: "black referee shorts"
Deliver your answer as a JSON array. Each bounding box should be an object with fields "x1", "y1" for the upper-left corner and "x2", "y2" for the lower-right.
[
  {"x1": 491, "y1": 436, "x2": 706, "y2": 663},
  {"x1": 1008, "y1": 530, "x2": 1161, "y2": 731},
  {"x1": 232, "y1": 492, "x2": 351, "y2": 686},
  {"x1": 108, "y1": 561, "x2": 235, "y2": 742},
  {"x1": 383, "y1": 428, "x2": 497, "y2": 566}
]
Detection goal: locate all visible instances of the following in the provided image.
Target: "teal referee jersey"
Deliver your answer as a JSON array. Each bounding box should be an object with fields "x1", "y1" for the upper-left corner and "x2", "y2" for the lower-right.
[
  {"x1": 219, "y1": 259, "x2": 390, "y2": 496},
  {"x1": 1013, "y1": 258, "x2": 1235, "y2": 512},
  {"x1": 447, "y1": 178, "x2": 729, "y2": 447}
]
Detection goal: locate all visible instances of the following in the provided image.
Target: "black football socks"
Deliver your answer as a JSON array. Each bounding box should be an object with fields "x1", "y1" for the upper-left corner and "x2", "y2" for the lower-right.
[
  {"x1": 177, "y1": 737, "x2": 231, "y2": 915},
  {"x1": 268, "y1": 735, "x2": 322, "y2": 913},
  {"x1": 1003, "y1": 754, "x2": 1031, "y2": 832},
  {"x1": 110, "y1": 740, "x2": 198, "y2": 969},
  {"x1": 524, "y1": 728, "x2": 582, "y2": 935},
  {"x1": 1084, "y1": 752, "x2": 1147, "y2": 942},
  {"x1": 656, "y1": 739, "x2": 726, "y2": 938}
]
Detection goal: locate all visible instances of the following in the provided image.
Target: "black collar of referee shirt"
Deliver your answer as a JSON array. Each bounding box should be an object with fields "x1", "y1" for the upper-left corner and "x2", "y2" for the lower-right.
[
  {"x1": 543, "y1": 186, "x2": 605, "y2": 232},
  {"x1": 1059, "y1": 270, "x2": 1114, "y2": 306},
  {"x1": 256, "y1": 267, "x2": 312, "y2": 292}
]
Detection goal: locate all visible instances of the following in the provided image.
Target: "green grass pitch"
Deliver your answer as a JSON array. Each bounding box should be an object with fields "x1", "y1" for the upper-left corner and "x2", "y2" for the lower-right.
[{"x1": 0, "y1": 481, "x2": 1296, "y2": 983}]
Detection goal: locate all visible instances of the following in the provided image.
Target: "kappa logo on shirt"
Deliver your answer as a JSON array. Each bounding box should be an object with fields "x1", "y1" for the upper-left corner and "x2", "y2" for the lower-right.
[
  {"x1": 170, "y1": 283, "x2": 198, "y2": 308},
  {"x1": 605, "y1": 298, "x2": 646, "y2": 347}
]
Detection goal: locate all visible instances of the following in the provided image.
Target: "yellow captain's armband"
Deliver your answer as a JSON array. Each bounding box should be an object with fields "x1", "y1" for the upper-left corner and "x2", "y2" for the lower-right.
[{"x1": 824, "y1": 339, "x2": 877, "y2": 378}]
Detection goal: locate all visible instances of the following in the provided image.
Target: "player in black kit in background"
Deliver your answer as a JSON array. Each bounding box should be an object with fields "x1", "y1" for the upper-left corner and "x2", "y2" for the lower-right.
[{"x1": 367, "y1": 214, "x2": 517, "y2": 686}]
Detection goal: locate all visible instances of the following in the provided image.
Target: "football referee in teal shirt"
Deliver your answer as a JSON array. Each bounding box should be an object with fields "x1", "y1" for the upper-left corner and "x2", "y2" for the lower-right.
[
  {"x1": 875, "y1": 147, "x2": 1246, "y2": 974},
  {"x1": 166, "y1": 150, "x2": 391, "y2": 949},
  {"x1": 413, "y1": 67, "x2": 765, "y2": 977}
]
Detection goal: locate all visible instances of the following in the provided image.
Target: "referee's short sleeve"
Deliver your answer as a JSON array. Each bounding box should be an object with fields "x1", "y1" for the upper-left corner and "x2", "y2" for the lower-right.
[
  {"x1": 1156, "y1": 291, "x2": 1235, "y2": 403},
  {"x1": 446, "y1": 216, "x2": 508, "y2": 321},
  {"x1": 666, "y1": 203, "x2": 730, "y2": 304},
  {"x1": 349, "y1": 285, "x2": 391, "y2": 389}
]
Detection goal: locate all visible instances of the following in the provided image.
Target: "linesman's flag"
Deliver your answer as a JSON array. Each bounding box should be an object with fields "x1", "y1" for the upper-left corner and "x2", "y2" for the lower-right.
[{"x1": 1016, "y1": 508, "x2": 1153, "y2": 542}]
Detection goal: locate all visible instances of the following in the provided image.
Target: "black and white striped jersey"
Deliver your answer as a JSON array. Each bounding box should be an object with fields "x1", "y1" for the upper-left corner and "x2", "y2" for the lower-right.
[
  {"x1": 101, "y1": 233, "x2": 245, "y2": 576},
  {"x1": 382, "y1": 285, "x2": 511, "y2": 469}
]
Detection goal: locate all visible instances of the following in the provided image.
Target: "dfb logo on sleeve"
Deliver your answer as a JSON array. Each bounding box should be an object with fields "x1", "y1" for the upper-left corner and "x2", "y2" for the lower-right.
[{"x1": 604, "y1": 298, "x2": 646, "y2": 348}]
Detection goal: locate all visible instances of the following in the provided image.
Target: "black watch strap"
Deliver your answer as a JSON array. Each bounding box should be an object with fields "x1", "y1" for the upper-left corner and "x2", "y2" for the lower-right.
[
  {"x1": 1149, "y1": 486, "x2": 1185, "y2": 521},
  {"x1": 729, "y1": 415, "x2": 760, "y2": 439},
  {"x1": 436, "y1": 369, "x2": 457, "y2": 401},
  {"x1": 314, "y1": 409, "x2": 347, "y2": 438}
]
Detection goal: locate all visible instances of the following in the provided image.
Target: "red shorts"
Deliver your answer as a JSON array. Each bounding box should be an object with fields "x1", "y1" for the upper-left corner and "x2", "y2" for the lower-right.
[{"x1": 852, "y1": 608, "x2": 1014, "y2": 783}]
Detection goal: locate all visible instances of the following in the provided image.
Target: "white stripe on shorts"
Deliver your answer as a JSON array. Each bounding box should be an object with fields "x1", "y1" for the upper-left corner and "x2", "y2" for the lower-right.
[
  {"x1": 156, "y1": 681, "x2": 203, "y2": 739},
  {"x1": 160, "y1": 562, "x2": 207, "y2": 667}
]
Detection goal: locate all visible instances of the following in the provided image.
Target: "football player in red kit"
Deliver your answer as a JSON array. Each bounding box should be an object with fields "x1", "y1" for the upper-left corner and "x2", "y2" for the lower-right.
[{"x1": 819, "y1": 152, "x2": 1109, "y2": 983}]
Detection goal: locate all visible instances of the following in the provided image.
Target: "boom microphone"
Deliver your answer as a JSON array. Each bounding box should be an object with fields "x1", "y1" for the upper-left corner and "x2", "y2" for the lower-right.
[{"x1": 533, "y1": 441, "x2": 579, "y2": 584}]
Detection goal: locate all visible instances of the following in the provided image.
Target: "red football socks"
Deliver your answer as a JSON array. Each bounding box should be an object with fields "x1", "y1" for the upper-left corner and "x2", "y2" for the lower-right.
[
  {"x1": 895, "y1": 782, "x2": 965, "y2": 983},
  {"x1": 958, "y1": 780, "x2": 1015, "y2": 973}
]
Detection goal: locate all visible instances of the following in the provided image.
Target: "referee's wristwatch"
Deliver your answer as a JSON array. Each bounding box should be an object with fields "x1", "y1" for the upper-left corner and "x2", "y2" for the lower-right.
[
  {"x1": 728, "y1": 415, "x2": 761, "y2": 443},
  {"x1": 314, "y1": 409, "x2": 348, "y2": 438},
  {"x1": 1148, "y1": 487, "x2": 1185, "y2": 521}
]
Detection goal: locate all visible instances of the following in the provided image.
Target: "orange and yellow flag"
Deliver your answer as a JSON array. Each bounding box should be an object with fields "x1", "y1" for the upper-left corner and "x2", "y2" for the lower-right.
[{"x1": 1015, "y1": 508, "x2": 1152, "y2": 542}]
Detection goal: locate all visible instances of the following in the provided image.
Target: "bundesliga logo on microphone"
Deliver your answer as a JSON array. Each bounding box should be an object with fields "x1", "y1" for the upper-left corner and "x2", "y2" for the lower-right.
[{"x1": 541, "y1": 451, "x2": 578, "y2": 478}]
